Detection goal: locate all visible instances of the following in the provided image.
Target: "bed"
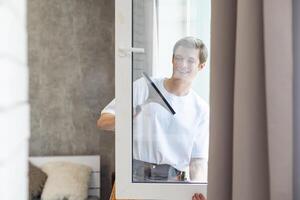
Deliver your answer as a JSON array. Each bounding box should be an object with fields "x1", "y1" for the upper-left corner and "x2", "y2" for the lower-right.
[{"x1": 29, "y1": 155, "x2": 101, "y2": 200}]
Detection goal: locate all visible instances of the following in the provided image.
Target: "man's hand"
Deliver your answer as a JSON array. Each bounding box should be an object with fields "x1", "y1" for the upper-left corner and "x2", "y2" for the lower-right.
[
  {"x1": 133, "y1": 105, "x2": 142, "y2": 117},
  {"x1": 192, "y1": 193, "x2": 206, "y2": 200},
  {"x1": 189, "y1": 158, "x2": 208, "y2": 182},
  {"x1": 97, "y1": 113, "x2": 115, "y2": 131}
]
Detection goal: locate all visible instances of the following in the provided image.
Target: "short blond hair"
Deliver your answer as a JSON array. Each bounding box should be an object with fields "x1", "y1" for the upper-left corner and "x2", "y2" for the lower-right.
[{"x1": 173, "y1": 36, "x2": 208, "y2": 64}]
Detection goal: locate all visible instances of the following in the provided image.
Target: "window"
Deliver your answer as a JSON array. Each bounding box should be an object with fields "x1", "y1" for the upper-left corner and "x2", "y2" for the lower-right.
[{"x1": 116, "y1": 0, "x2": 210, "y2": 198}]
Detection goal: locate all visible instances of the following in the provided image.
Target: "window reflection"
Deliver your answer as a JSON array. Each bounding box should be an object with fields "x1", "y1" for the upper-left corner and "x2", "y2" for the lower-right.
[
  {"x1": 132, "y1": 37, "x2": 209, "y2": 183},
  {"x1": 132, "y1": 0, "x2": 210, "y2": 184}
]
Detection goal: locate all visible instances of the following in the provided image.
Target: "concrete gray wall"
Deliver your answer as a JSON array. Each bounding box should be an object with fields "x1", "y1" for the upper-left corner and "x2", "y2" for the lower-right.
[{"x1": 28, "y1": 1, "x2": 115, "y2": 199}]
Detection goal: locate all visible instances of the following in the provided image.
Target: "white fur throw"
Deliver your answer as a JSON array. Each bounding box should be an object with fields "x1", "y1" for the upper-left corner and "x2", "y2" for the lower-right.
[{"x1": 41, "y1": 161, "x2": 92, "y2": 200}]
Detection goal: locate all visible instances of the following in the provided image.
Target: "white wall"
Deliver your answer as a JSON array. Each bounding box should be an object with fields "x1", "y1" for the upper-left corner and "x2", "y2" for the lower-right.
[
  {"x1": 156, "y1": 0, "x2": 211, "y2": 103},
  {"x1": 156, "y1": 0, "x2": 186, "y2": 79},
  {"x1": 0, "y1": 0, "x2": 29, "y2": 199},
  {"x1": 189, "y1": 0, "x2": 211, "y2": 103}
]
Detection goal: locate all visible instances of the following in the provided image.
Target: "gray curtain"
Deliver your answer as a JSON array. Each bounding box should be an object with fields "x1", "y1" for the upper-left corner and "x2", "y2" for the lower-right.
[
  {"x1": 207, "y1": 0, "x2": 293, "y2": 200},
  {"x1": 294, "y1": 0, "x2": 300, "y2": 199}
]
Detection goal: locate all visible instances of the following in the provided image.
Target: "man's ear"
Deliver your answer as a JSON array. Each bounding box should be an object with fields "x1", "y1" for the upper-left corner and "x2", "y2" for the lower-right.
[{"x1": 198, "y1": 63, "x2": 206, "y2": 70}]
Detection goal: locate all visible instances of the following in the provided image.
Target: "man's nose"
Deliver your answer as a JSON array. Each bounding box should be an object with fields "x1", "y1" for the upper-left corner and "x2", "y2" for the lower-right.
[{"x1": 182, "y1": 60, "x2": 188, "y2": 67}]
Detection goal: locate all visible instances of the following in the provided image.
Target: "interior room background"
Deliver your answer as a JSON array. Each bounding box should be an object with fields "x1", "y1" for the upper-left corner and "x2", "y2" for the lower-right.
[
  {"x1": 28, "y1": 0, "x2": 210, "y2": 199},
  {"x1": 28, "y1": 1, "x2": 114, "y2": 200},
  {"x1": 0, "y1": 0, "x2": 296, "y2": 199}
]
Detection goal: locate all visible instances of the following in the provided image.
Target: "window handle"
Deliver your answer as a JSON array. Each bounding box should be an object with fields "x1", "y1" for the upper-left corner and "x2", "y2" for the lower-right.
[{"x1": 118, "y1": 47, "x2": 145, "y2": 57}]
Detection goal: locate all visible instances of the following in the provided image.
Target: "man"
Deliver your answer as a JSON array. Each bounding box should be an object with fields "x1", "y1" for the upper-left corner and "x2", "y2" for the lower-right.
[{"x1": 98, "y1": 36, "x2": 209, "y2": 182}]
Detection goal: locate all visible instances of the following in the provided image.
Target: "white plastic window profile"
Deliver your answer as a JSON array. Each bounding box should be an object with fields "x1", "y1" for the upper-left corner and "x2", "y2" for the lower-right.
[{"x1": 115, "y1": 0, "x2": 208, "y2": 199}]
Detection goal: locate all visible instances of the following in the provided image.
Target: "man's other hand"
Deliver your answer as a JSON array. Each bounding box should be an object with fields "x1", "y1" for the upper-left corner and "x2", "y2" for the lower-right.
[{"x1": 192, "y1": 193, "x2": 206, "y2": 200}]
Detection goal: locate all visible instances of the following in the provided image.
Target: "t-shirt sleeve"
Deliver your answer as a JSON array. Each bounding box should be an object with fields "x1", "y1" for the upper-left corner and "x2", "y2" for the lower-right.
[
  {"x1": 100, "y1": 77, "x2": 148, "y2": 115},
  {"x1": 133, "y1": 77, "x2": 149, "y2": 107},
  {"x1": 101, "y1": 99, "x2": 116, "y2": 115},
  {"x1": 191, "y1": 108, "x2": 209, "y2": 159}
]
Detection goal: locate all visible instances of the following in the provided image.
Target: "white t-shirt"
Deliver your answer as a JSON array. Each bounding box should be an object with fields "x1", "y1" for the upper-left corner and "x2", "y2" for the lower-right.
[{"x1": 101, "y1": 77, "x2": 209, "y2": 171}]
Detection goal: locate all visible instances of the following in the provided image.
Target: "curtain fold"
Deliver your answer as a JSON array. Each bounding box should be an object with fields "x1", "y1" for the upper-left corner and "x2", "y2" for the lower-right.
[
  {"x1": 263, "y1": 0, "x2": 293, "y2": 199},
  {"x1": 232, "y1": 0, "x2": 269, "y2": 199},
  {"x1": 294, "y1": 0, "x2": 300, "y2": 198},
  {"x1": 208, "y1": 0, "x2": 293, "y2": 199},
  {"x1": 207, "y1": 0, "x2": 236, "y2": 200}
]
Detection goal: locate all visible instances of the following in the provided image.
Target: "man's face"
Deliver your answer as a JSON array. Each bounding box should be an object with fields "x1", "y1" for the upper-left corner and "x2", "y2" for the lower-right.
[{"x1": 172, "y1": 46, "x2": 204, "y2": 82}]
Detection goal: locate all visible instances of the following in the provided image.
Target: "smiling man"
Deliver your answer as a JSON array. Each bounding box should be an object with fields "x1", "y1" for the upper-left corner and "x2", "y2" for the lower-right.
[{"x1": 98, "y1": 36, "x2": 209, "y2": 182}]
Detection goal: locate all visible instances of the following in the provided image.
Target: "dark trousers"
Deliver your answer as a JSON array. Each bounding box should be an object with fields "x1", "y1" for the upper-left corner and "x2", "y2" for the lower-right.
[{"x1": 132, "y1": 159, "x2": 186, "y2": 182}]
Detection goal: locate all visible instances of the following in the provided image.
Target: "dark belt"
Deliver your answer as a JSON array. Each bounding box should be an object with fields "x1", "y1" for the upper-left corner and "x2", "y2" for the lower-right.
[{"x1": 133, "y1": 159, "x2": 186, "y2": 181}]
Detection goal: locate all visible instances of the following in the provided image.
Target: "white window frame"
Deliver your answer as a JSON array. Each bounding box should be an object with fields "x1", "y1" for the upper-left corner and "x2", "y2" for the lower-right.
[{"x1": 115, "y1": 0, "x2": 207, "y2": 199}]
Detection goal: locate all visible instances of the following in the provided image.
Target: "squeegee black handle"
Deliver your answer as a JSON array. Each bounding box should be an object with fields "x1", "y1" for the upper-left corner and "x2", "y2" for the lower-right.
[{"x1": 142, "y1": 72, "x2": 176, "y2": 115}]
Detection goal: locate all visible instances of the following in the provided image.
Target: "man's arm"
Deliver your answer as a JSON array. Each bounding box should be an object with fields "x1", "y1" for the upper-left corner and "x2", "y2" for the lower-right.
[
  {"x1": 189, "y1": 158, "x2": 208, "y2": 182},
  {"x1": 97, "y1": 113, "x2": 115, "y2": 131}
]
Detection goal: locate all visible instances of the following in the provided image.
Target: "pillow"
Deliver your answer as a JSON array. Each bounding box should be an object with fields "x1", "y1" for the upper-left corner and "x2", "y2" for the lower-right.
[
  {"x1": 28, "y1": 162, "x2": 48, "y2": 200},
  {"x1": 41, "y1": 161, "x2": 92, "y2": 200},
  {"x1": 87, "y1": 196, "x2": 100, "y2": 200}
]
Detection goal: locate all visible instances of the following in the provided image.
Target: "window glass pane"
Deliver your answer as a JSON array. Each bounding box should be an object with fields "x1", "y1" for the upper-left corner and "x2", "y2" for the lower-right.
[{"x1": 132, "y1": 0, "x2": 210, "y2": 184}]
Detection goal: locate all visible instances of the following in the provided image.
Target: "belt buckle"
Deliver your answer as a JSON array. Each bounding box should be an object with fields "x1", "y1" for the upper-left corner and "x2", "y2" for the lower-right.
[{"x1": 177, "y1": 171, "x2": 186, "y2": 181}]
